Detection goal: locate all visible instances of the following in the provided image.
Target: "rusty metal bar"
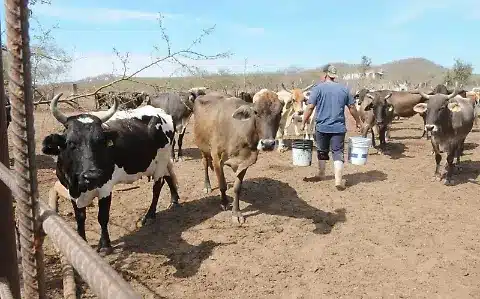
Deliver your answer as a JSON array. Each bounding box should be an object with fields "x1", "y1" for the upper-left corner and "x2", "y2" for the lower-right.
[
  {"x1": 0, "y1": 161, "x2": 141, "y2": 298},
  {"x1": 0, "y1": 278, "x2": 14, "y2": 299},
  {"x1": 5, "y1": 0, "x2": 46, "y2": 297},
  {"x1": 0, "y1": 20, "x2": 21, "y2": 299},
  {"x1": 37, "y1": 200, "x2": 142, "y2": 299},
  {"x1": 47, "y1": 189, "x2": 77, "y2": 299}
]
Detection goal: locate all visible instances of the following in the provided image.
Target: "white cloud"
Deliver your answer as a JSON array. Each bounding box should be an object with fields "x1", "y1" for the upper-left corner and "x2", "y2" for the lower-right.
[
  {"x1": 64, "y1": 52, "x2": 282, "y2": 82},
  {"x1": 33, "y1": 5, "x2": 180, "y2": 23}
]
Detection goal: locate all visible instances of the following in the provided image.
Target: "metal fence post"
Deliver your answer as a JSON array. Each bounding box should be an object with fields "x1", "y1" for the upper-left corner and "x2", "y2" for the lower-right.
[{"x1": 5, "y1": 0, "x2": 46, "y2": 297}]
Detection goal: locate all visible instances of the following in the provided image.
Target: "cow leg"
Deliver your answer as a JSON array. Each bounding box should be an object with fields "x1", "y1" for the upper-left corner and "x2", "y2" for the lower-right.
[
  {"x1": 71, "y1": 200, "x2": 87, "y2": 241},
  {"x1": 231, "y1": 168, "x2": 247, "y2": 224},
  {"x1": 165, "y1": 175, "x2": 180, "y2": 208},
  {"x1": 431, "y1": 142, "x2": 442, "y2": 182},
  {"x1": 455, "y1": 139, "x2": 465, "y2": 172},
  {"x1": 177, "y1": 128, "x2": 186, "y2": 162},
  {"x1": 370, "y1": 128, "x2": 376, "y2": 148},
  {"x1": 378, "y1": 126, "x2": 387, "y2": 152},
  {"x1": 443, "y1": 152, "x2": 455, "y2": 186},
  {"x1": 171, "y1": 136, "x2": 177, "y2": 162},
  {"x1": 142, "y1": 178, "x2": 165, "y2": 226},
  {"x1": 97, "y1": 195, "x2": 113, "y2": 255},
  {"x1": 212, "y1": 156, "x2": 229, "y2": 211},
  {"x1": 202, "y1": 155, "x2": 212, "y2": 193}
]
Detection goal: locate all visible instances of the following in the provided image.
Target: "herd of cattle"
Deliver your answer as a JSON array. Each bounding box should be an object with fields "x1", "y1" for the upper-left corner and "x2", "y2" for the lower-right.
[{"x1": 2, "y1": 80, "x2": 479, "y2": 256}]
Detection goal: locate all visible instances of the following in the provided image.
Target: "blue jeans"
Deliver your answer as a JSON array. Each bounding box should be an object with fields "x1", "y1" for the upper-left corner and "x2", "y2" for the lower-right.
[{"x1": 315, "y1": 131, "x2": 345, "y2": 162}]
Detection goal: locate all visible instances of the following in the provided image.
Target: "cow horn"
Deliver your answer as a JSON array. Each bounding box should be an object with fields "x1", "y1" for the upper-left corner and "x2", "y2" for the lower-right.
[
  {"x1": 98, "y1": 96, "x2": 119, "y2": 123},
  {"x1": 302, "y1": 82, "x2": 316, "y2": 92},
  {"x1": 50, "y1": 93, "x2": 68, "y2": 125},
  {"x1": 281, "y1": 83, "x2": 292, "y2": 93},
  {"x1": 447, "y1": 87, "x2": 459, "y2": 99},
  {"x1": 419, "y1": 91, "x2": 432, "y2": 99}
]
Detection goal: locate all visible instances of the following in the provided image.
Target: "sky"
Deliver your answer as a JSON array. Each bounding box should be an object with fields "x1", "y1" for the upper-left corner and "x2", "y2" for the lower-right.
[{"x1": 1, "y1": 0, "x2": 479, "y2": 81}]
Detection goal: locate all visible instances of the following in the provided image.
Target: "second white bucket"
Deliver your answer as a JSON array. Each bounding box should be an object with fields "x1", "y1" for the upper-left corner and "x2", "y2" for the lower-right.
[{"x1": 348, "y1": 136, "x2": 372, "y2": 165}]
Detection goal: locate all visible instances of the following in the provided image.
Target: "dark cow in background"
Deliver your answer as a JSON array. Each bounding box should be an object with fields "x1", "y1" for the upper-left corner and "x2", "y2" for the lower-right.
[
  {"x1": 359, "y1": 91, "x2": 395, "y2": 151},
  {"x1": 413, "y1": 88, "x2": 475, "y2": 185},
  {"x1": 194, "y1": 90, "x2": 284, "y2": 224},
  {"x1": 147, "y1": 88, "x2": 205, "y2": 161},
  {"x1": 42, "y1": 93, "x2": 179, "y2": 254},
  {"x1": 95, "y1": 91, "x2": 149, "y2": 110},
  {"x1": 238, "y1": 91, "x2": 254, "y2": 103}
]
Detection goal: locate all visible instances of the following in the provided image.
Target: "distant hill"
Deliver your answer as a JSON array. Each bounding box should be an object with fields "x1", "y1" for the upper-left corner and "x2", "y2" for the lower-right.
[{"x1": 57, "y1": 57, "x2": 480, "y2": 98}]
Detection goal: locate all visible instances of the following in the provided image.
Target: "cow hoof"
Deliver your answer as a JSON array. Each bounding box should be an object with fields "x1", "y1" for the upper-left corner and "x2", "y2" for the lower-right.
[
  {"x1": 443, "y1": 179, "x2": 454, "y2": 186},
  {"x1": 177, "y1": 156, "x2": 184, "y2": 162},
  {"x1": 140, "y1": 216, "x2": 155, "y2": 227},
  {"x1": 203, "y1": 187, "x2": 212, "y2": 194},
  {"x1": 220, "y1": 203, "x2": 230, "y2": 211},
  {"x1": 97, "y1": 246, "x2": 113, "y2": 256},
  {"x1": 231, "y1": 213, "x2": 245, "y2": 225},
  {"x1": 431, "y1": 175, "x2": 441, "y2": 182},
  {"x1": 277, "y1": 147, "x2": 288, "y2": 153},
  {"x1": 168, "y1": 202, "x2": 180, "y2": 209}
]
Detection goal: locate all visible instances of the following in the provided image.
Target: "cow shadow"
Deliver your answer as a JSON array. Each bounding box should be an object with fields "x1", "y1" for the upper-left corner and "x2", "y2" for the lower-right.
[
  {"x1": 239, "y1": 178, "x2": 347, "y2": 235},
  {"x1": 381, "y1": 142, "x2": 413, "y2": 160},
  {"x1": 463, "y1": 143, "x2": 478, "y2": 151},
  {"x1": 304, "y1": 170, "x2": 387, "y2": 187},
  {"x1": 112, "y1": 196, "x2": 225, "y2": 279},
  {"x1": 449, "y1": 160, "x2": 480, "y2": 186},
  {"x1": 180, "y1": 147, "x2": 202, "y2": 160}
]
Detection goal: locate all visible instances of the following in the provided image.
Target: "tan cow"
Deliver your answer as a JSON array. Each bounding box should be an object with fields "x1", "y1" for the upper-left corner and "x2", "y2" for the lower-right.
[
  {"x1": 253, "y1": 83, "x2": 315, "y2": 151},
  {"x1": 194, "y1": 91, "x2": 284, "y2": 224}
]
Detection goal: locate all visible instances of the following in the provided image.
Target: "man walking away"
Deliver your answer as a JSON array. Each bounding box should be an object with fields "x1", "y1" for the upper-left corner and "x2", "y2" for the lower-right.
[{"x1": 301, "y1": 64, "x2": 363, "y2": 190}]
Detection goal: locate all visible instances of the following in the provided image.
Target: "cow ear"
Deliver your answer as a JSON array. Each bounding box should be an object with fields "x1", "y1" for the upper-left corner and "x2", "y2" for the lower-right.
[
  {"x1": 232, "y1": 105, "x2": 255, "y2": 121},
  {"x1": 364, "y1": 102, "x2": 374, "y2": 111},
  {"x1": 42, "y1": 133, "x2": 66, "y2": 156},
  {"x1": 103, "y1": 130, "x2": 118, "y2": 147},
  {"x1": 447, "y1": 102, "x2": 462, "y2": 112},
  {"x1": 413, "y1": 103, "x2": 427, "y2": 114},
  {"x1": 188, "y1": 93, "x2": 196, "y2": 102}
]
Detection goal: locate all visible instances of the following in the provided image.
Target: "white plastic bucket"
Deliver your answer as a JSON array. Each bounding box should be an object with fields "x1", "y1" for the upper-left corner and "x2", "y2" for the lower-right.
[
  {"x1": 291, "y1": 139, "x2": 313, "y2": 167},
  {"x1": 348, "y1": 136, "x2": 372, "y2": 165}
]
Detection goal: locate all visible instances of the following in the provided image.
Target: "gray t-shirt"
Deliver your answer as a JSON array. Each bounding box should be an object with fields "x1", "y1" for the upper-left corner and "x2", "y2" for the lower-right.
[{"x1": 307, "y1": 81, "x2": 354, "y2": 133}]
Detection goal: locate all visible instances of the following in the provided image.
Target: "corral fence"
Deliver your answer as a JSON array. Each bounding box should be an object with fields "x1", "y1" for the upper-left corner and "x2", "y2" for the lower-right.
[{"x1": 0, "y1": 0, "x2": 141, "y2": 298}]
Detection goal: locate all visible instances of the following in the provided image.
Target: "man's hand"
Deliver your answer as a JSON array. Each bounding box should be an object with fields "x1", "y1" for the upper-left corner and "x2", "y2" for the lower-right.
[
  {"x1": 300, "y1": 121, "x2": 307, "y2": 132},
  {"x1": 355, "y1": 120, "x2": 363, "y2": 133}
]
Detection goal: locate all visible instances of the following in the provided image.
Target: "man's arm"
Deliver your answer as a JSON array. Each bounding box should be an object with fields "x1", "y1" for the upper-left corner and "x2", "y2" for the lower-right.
[
  {"x1": 301, "y1": 87, "x2": 319, "y2": 129},
  {"x1": 346, "y1": 91, "x2": 362, "y2": 128}
]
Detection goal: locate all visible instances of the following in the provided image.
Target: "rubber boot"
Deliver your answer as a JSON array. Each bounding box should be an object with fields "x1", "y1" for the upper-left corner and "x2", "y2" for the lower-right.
[
  {"x1": 333, "y1": 160, "x2": 346, "y2": 190},
  {"x1": 316, "y1": 160, "x2": 326, "y2": 180}
]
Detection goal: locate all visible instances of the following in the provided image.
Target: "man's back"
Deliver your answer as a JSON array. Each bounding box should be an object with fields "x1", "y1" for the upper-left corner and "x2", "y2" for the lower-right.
[{"x1": 308, "y1": 81, "x2": 353, "y2": 133}]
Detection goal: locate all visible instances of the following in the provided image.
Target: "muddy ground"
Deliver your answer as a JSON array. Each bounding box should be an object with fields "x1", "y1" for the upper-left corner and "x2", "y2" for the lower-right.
[{"x1": 9, "y1": 107, "x2": 480, "y2": 298}]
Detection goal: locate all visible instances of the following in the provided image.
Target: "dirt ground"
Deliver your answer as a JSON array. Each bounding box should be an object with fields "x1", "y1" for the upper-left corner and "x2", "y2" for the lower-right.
[{"x1": 10, "y1": 106, "x2": 480, "y2": 299}]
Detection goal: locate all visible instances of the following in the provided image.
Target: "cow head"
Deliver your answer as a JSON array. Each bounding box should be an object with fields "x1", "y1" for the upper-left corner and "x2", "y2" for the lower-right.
[
  {"x1": 279, "y1": 82, "x2": 315, "y2": 116},
  {"x1": 413, "y1": 88, "x2": 459, "y2": 133},
  {"x1": 354, "y1": 88, "x2": 372, "y2": 106},
  {"x1": 364, "y1": 91, "x2": 395, "y2": 128},
  {"x1": 232, "y1": 90, "x2": 284, "y2": 151},
  {"x1": 42, "y1": 93, "x2": 119, "y2": 198}
]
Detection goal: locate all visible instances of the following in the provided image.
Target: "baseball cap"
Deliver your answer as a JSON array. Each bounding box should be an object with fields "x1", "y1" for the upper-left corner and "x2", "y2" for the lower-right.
[{"x1": 322, "y1": 64, "x2": 338, "y2": 79}]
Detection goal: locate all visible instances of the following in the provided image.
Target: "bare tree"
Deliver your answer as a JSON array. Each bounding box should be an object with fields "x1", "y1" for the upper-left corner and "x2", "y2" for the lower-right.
[
  {"x1": 64, "y1": 14, "x2": 230, "y2": 106},
  {"x1": 359, "y1": 55, "x2": 372, "y2": 78}
]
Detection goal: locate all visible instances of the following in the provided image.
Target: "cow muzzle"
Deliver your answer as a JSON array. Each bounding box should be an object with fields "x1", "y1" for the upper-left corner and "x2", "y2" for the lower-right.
[
  {"x1": 425, "y1": 124, "x2": 437, "y2": 132},
  {"x1": 257, "y1": 139, "x2": 276, "y2": 151},
  {"x1": 79, "y1": 169, "x2": 103, "y2": 190}
]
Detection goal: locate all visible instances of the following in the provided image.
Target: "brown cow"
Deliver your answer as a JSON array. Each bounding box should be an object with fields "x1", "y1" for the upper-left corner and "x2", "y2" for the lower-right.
[
  {"x1": 194, "y1": 91, "x2": 284, "y2": 224},
  {"x1": 413, "y1": 88, "x2": 475, "y2": 185},
  {"x1": 359, "y1": 91, "x2": 395, "y2": 151}
]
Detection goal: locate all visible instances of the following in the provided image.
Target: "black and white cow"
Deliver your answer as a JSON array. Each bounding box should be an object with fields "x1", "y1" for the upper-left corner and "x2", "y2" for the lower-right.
[
  {"x1": 42, "y1": 93, "x2": 180, "y2": 255},
  {"x1": 147, "y1": 90, "x2": 204, "y2": 161}
]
